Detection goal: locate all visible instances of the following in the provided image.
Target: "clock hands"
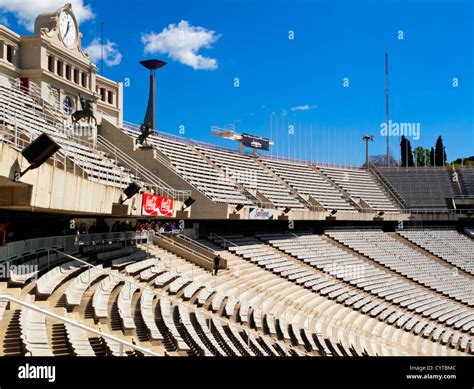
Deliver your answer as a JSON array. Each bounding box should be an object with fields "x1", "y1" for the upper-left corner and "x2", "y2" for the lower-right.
[{"x1": 65, "y1": 20, "x2": 70, "y2": 38}]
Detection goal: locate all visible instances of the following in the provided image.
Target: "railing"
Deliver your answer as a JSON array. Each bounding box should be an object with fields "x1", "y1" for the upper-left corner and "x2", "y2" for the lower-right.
[
  {"x1": 0, "y1": 294, "x2": 160, "y2": 356},
  {"x1": 0, "y1": 231, "x2": 153, "y2": 262},
  {"x1": 0, "y1": 91, "x2": 139, "y2": 189},
  {"x1": 369, "y1": 164, "x2": 407, "y2": 210},
  {"x1": 208, "y1": 233, "x2": 238, "y2": 248},
  {"x1": 123, "y1": 121, "x2": 366, "y2": 170},
  {"x1": 97, "y1": 135, "x2": 191, "y2": 202},
  {"x1": 155, "y1": 232, "x2": 214, "y2": 266},
  {"x1": 177, "y1": 234, "x2": 217, "y2": 255},
  {"x1": 0, "y1": 108, "x2": 133, "y2": 188},
  {"x1": 0, "y1": 126, "x2": 71, "y2": 173}
]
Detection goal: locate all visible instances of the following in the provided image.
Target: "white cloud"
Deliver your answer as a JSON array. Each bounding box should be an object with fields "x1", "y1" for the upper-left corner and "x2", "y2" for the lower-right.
[
  {"x1": 84, "y1": 38, "x2": 122, "y2": 67},
  {"x1": 0, "y1": 0, "x2": 94, "y2": 31},
  {"x1": 291, "y1": 104, "x2": 317, "y2": 111},
  {"x1": 141, "y1": 20, "x2": 220, "y2": 70}
]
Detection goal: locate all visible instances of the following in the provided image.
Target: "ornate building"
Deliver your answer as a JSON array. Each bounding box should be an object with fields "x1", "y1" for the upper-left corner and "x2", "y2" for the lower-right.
[{"x1": 0, "y1": 3, "x2": 123, "y2": 127}]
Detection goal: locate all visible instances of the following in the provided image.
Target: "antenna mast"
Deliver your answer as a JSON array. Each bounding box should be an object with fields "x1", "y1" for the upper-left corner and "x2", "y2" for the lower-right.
[
  {"x1": 385, "y1": 52, "x2": 390, "y2": 167},
  {"x1": 101, "y1": 20, "x2": 104, "y2": 75}
]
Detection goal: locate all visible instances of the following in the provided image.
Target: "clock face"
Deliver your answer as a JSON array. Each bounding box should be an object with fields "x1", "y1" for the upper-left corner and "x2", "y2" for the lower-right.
[{"x1": 59, "y1": 11, "x2": 77, "y2": 48}]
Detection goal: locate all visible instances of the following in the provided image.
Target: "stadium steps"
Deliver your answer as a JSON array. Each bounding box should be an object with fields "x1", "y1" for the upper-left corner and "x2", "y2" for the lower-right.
[
  {"x1": 312, "y1": 166, "x2": 361, "y2": 210},
  {"x1": 253, "y1": 158, "x2": 311, "y2": 209},
  {"x1": 449, "y1": 168, "x2": 465, "y2": 196},
  {"x1": 49, "y1": 323, "x2": 71, "y2": 356}
]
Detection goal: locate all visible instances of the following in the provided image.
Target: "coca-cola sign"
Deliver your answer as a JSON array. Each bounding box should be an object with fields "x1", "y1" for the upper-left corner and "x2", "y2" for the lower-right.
[{"x1": 142, "y1": 193, "x2": 174, "y2": 217}]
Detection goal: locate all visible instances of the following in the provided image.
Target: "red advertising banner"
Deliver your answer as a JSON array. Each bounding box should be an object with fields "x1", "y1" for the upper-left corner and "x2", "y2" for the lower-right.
[{"x1": 142, "y1": 193, "x2": 174, "y2": 217}]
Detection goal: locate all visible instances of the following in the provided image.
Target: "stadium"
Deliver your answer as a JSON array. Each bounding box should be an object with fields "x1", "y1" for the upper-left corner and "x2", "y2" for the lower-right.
[{"x1": 0, "y1": 1, "x2": 472, "y2": 384}]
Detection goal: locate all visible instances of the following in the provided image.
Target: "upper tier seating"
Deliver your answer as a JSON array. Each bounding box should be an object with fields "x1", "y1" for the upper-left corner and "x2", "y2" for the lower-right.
[
  {"x1": 260, "y1": 158, "x2": 355, "y2": 210},
  {"x1": 122, "y1": 127, "x2": 251, "y2": 205},
  {"x1": 398, "y1": 229, "x2": 474, "y2": 275},
  {"x1": 196, "y1": 146, "x2": 305, "y2": 209},
  {"x1": 320, "y1": 167, "x2": 398, "y2": 211},
  {"x1": 459, "y1": 168, "x2": 474, "y2": 195},
  {"x1": 377, "y1": 168, "x2": 454, "y2": 210},
  {"x1": 0, "y1": 82, "x2": 139, "y2": 189}
]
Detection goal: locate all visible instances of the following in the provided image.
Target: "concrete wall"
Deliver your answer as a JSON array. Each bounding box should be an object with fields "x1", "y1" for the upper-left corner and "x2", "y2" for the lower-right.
[
  {"x1": 99, "y1": 119, "x2": 230, "y2": 219},
  {"x1": 0, "y1": 142, "x2": 131, "y2": 214}
]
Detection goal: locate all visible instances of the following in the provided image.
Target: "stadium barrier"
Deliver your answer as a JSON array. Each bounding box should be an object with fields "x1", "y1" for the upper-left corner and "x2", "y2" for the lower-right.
[{"x1": 0, "y1": 231, "x2": 154, "y2": 262}]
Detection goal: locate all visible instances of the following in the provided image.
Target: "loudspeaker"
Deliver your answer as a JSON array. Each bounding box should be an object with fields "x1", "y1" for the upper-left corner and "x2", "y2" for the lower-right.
[
  {"x1": 21, "y1": 133, "x2": 60, "y2": 169},
  {"x1": 183, "y1": 197, "x2": 196, "y2": 208},
  {"x1": 123, "y1": 182, "x2": 141, "y2": 198}
]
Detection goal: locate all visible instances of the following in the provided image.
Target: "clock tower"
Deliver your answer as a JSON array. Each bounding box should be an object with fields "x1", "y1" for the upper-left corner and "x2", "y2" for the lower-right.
[{"x1": 0, "y1": 3, "x2": 123, "y2": 129}]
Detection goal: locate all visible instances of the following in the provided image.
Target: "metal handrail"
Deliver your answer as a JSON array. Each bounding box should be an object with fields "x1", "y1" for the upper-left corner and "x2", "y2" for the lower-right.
[
  {"x1": 0, "y1": 231, "x2": 153, "y2": 262},
  {"x1": 155, "y1": 232, "x2": 213, "y2": 264},
  {"x1": 369, "y1": 165, "x2": 407, "y2": 210},
  {"x1": 97, "y1": 135, "x2": 190, "y2": 201},
  {"x1": 177, "y1": 234, "x2": 217, "y2": 255},
  {"x1": 208, "y1": 233, "x2": 238, "y2": 248},
  {"x1": 0, "y1": 294, "x2": 160, "y2": 356}
]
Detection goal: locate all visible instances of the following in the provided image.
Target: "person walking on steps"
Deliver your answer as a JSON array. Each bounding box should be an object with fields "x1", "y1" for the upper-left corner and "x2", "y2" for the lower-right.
[{"x1": 213, "y1": 254, "x2": 221, "y2": 276}]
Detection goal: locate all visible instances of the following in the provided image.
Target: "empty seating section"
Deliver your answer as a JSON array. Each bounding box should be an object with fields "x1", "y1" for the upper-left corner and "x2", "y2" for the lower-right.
[
  {"x1": 260, "y1": 233, "x2": 474, "y2": 335},
  {"x1": 459, "y1": 168, "x2": 474, "y2": 195},
  {"x1": 0, "y1": 83, "x2": 138, "y2": 189},
  {"x1": 261, "y1": 158, "x2": 354, "y2": 210},
  {"x1": 2, "y1": 231, "x2": 474, "y2": 358},
  {"x1": 377, "y1": 168, "x2": 454, "y2": 210},
  {"x1": 398, "y1": 229, "x2": 474, "y2": 275},
  {"x1": 327, "y1": 230, "x2": 474, "y2": 306},
  {"x1": 196, "y1": 147, "x2": 305, "y2": 209},
  {"x1": 122, "y1": 128, "x2": 251, "y2": 205},
  {"x1": 320, "y1": 167, "x2": 397, "y2": 211}
]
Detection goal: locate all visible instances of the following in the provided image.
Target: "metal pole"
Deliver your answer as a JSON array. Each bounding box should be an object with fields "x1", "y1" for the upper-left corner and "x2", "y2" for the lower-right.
[
  {"x1": 365, "y1": 139, "x2": 369, "y2": 168},
  {"x1": 385, "y1": 53, "x2": 390, "y2": 167}
]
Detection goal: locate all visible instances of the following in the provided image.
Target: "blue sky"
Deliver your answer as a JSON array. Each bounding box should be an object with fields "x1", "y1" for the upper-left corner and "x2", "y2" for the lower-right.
[{"x1": 1, "y1": 0, "x2": 473, "y2": 166}]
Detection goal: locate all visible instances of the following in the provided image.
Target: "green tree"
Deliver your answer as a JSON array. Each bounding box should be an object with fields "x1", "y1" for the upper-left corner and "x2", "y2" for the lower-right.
[
  {"x1": 414, "y1": 147, "x2": 430, "y2": 166},
  {"x1": 434, "y1": 135, "x2": 447, "y2": 166},
  {"x1": 401, "y1": 136, "x2": 414, "y2": 167}
]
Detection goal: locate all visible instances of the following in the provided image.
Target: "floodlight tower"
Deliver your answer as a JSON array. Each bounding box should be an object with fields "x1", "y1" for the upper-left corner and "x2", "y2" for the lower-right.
[
  {"x1": 362, "y1": 134, "x2": 374, "y2": 169},
  {"x1": 140, "y1": 59, "x2": 167, "y2": 130}
]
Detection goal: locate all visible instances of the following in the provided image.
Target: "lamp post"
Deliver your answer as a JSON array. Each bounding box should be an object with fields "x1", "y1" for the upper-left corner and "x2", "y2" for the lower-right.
[
  {"x1": 362, "y1": 135, "x2": 374, "y2": 169},
  {"x1": 140, "y1": 59, "x2": 167, "y2": 130}
]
